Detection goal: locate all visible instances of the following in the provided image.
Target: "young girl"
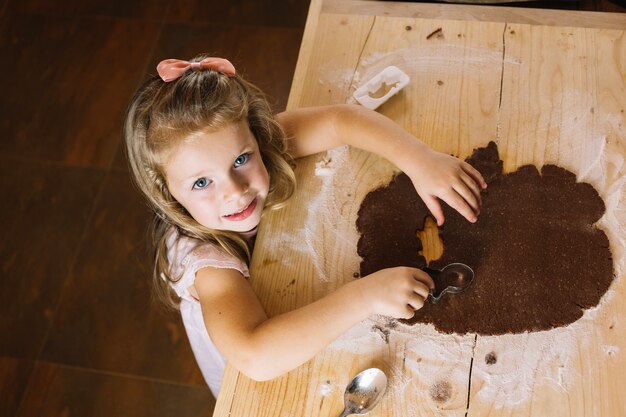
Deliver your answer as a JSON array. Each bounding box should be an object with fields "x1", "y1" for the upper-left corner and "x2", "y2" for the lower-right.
[{"x1": 124, "y1": 55, "x2": 486, "y2": 396}]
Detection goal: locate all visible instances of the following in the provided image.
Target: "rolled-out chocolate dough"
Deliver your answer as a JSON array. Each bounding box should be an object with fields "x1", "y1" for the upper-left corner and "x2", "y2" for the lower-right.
[{"x1": 356, "y1": 142, "x2": 614, "y2": 335}]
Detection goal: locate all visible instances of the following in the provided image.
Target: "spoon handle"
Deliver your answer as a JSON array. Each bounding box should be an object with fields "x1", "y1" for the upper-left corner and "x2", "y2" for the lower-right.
[{"x1": 337, "y1": 408, "x2": 350, "y2": 417}]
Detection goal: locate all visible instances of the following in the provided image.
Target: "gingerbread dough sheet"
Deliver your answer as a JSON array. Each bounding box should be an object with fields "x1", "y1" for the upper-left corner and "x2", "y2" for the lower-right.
[{"x1": 357, "y1": 142, "x2": 614, "y2": 335}]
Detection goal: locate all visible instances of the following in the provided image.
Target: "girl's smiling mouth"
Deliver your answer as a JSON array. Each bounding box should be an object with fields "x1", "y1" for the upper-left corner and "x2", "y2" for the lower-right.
[{"x1": 223, "y1": 197, "x2": 258, "y2": 221}]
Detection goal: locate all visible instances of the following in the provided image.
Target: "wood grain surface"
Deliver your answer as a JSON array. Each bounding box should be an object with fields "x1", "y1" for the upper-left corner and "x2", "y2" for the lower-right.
[{"x1": 214, "y1": 1, "x2": 626, "y2": 415}]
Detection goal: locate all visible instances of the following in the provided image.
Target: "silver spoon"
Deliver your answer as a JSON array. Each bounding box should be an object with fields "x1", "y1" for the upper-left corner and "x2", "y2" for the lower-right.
[
  {"x1": 424, "y1": 262, "x2": 475, "y2": 304},
  {"x1": 338, "y1": 368, "x2": 388, "y2": 417}
]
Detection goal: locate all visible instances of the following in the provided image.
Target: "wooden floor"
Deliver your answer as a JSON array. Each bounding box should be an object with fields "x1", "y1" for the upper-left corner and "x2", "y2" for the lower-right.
[{"x1": 0, "y1": 0, "x2": 623, "y2": 416}]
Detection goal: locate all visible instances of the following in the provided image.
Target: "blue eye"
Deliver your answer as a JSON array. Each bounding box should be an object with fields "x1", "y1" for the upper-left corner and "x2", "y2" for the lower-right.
[
  {"x1": 193, "y1": 177, "x2": 210, "y2": 190},
  {"x1": 234, "y1": 153, "x2": 250, "y2": 167}
]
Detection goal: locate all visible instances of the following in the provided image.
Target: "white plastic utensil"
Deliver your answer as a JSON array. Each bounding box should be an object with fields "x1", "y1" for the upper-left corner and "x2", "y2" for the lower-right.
[{"x1": 353, "y1": 66, "x2": 410, "y2": 110}]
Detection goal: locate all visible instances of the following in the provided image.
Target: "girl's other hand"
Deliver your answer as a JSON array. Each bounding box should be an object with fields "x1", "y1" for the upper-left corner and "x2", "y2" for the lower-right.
[
  {"x1": 406, "y1": 148, "x2": 487, "y2": 226},
  {"x1": 356, "y1": 267, "x2": 435, "y2": 319}
]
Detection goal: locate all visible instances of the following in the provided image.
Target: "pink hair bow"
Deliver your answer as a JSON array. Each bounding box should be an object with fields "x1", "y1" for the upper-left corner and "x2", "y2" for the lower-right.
[{"x1": 156, "y1": 57, "x2": 236, "y2": 82}]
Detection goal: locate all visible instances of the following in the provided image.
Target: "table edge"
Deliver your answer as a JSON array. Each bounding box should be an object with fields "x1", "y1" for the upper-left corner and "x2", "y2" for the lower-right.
[{"x1": 324, "y1": 0, "x2": 626, "y2": 30}]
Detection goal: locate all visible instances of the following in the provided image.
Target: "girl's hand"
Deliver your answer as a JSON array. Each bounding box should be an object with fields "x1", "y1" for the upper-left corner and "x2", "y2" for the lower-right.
[
  {"x1": 277, "y1": 105, "x2": 486, "y2": 226},
  {"x1": 405, "y1": 148, "x2": 487, "y2": 226},
  {"x1": 356, "y1": 267, "x2": 435, "y2": 319}
]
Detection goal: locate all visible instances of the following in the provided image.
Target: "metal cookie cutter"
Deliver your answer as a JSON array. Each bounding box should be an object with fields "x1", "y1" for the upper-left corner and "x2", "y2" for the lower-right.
[
  {"x1": 353, "y1": 66, "x2": 410, "y2": 110},
  {"x1": 423, "y1": 263, "x2": 475, "y2": 304}
]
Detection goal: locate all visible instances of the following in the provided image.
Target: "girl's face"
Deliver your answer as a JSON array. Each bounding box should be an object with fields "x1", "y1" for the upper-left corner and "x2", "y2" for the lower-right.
[{"x1": 163, "y1": 120, "x2": 270, "y2": 233}]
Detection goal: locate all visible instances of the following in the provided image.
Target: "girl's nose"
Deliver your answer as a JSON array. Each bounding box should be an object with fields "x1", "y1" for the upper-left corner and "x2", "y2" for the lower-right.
[{"x1": 222, "y1": 172, "x2": 249, "y2": 202}]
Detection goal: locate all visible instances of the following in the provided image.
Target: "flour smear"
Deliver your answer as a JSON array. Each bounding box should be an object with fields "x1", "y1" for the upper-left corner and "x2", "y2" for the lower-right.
[{"x1": 317, "y1": 44, "x2": 522, "y2": 100}]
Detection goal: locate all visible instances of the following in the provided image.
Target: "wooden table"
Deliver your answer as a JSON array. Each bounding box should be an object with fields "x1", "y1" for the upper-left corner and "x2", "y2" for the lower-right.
[{"x1": 214, "y1": 1, "x2": 626, "y2": 415}]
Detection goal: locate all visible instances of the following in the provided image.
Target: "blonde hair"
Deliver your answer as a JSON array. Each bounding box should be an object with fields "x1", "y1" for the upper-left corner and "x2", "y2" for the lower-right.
[{"x1": 124, "y1": 54, "x2": 296, "y2": 310}]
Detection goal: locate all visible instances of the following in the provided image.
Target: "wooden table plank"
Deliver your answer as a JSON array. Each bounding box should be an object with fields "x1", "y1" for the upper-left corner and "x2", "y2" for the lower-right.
[
  {"x1": 214, "y1": 1, "x2": 626, "y2": 415},
  {"x1": 296, "y1": 13, "x2": 376, "y2": 107},
  {"x1": 466, "y1": 22, "x2": 626, "y2": 416}
]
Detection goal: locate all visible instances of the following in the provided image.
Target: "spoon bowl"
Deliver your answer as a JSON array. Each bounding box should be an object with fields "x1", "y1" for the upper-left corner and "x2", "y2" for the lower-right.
[{"x1": 338, "y1": 368, "x2": 388, "y2": 417}]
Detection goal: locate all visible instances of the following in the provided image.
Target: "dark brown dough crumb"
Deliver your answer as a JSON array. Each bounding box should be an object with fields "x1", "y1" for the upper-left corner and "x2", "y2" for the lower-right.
[
  {"x1": 485, "y1": 352, "x2": 497, "y2": 365},
  {"x1": 356, "y1": 142, "x2": 614, "y2": 335}
]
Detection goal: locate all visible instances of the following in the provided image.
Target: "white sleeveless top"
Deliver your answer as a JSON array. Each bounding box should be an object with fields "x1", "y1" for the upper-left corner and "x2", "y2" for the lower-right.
[{"x1": 166, "y1": 229, "x2": 253, "y2": 397}]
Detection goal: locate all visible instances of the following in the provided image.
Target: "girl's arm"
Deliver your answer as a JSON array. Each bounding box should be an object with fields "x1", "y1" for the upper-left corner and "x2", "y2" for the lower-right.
[
  {"x1": 194, "y1": 264, "x2": 433, "y2": 381},
  {"x1": 276, "y1": 104, "x2": 487, "y2": 225}
]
